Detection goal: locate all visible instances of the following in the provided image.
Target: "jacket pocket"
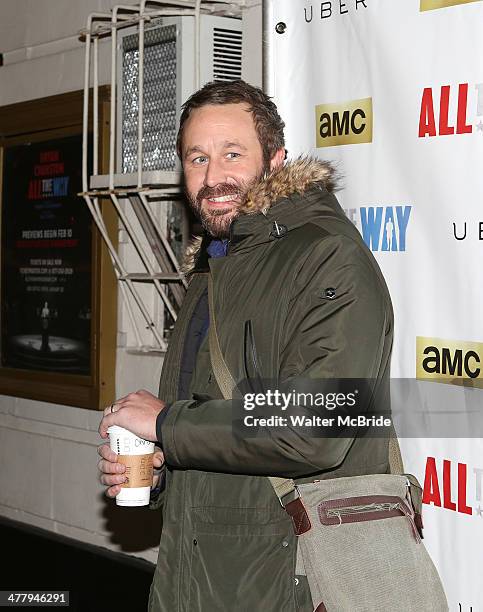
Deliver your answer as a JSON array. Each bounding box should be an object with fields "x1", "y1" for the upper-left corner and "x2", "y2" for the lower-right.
[
  {"x1": 188, "y1": 507, "x2": 295, "y2": 611},
  {"x1": 294, "y1": 574, "x2": 314, "y2": 612}
]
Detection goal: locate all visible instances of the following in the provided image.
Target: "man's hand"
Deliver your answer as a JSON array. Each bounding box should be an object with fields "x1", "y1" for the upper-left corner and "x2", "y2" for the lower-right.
[
  {"x1": 98, "y1": 389, "x2": 166, "y2": 442},
  {"x1": 97, "y1": 443, "x2": 165, "y2": 498}
]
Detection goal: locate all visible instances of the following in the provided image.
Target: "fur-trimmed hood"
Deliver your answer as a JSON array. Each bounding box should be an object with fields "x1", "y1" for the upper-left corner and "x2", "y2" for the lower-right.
[{"x1": 181, "y1": 157, "x2": 339, "y2": 274}]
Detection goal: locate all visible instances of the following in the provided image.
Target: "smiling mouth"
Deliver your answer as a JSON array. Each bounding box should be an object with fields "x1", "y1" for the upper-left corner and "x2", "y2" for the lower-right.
[{"x1": 206, "y1": 195, "x2": 238, "y2": 204}]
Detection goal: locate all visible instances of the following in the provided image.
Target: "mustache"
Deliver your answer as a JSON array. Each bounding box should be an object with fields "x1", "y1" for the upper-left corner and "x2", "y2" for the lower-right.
[{"x1": 195, "y1": 183, "x2": 242, "y2": 208}]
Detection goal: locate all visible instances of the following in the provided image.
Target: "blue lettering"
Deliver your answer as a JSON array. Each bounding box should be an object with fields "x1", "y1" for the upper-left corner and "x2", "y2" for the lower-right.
[
  {"x1": 52, "y1": 177, "x2": 69, "y2": 197},
  {"x1": 395, "y1": 205, "x2": 411, "y2": 252},
  {"x1": 360, "y1": 207, "x2": 383, "y2": 251}
]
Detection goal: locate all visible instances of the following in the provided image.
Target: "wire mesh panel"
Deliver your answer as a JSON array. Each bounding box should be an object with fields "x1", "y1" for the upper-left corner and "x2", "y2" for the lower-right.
[{"x1": 122, "y1": 24, "x2": 178, "y2": 173}]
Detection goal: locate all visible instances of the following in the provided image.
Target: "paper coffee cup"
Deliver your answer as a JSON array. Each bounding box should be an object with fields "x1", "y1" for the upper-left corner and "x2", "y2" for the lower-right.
[{"x1": 107, "y1": 425, "x2": 154, "y2": 507}]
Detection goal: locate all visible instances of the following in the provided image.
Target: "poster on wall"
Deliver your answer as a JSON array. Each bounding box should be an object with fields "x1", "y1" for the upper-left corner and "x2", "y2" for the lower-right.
[{"x1": 1, "y1": 134, "x2": 92, "y2": 375}]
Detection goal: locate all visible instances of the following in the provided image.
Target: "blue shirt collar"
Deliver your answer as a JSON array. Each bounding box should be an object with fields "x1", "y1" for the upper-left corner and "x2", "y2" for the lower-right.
[{"x1": 206, "y1": 238, "x2": 229, "y2": 258}]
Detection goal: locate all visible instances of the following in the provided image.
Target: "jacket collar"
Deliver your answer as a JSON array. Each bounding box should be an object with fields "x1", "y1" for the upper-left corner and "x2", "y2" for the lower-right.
[{"x1": 183, "y1": 156, "x2": 341, "y2": 274}]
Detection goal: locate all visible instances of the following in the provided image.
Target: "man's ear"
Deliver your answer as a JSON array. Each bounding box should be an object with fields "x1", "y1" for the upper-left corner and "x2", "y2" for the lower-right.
[{"x1": 269, "y1": 148, "x2": 286, "y2": 171}]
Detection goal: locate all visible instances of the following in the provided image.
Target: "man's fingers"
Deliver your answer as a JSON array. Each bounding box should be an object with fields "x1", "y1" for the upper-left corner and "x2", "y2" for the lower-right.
[
  {"x1": 97, "y1": 443, "x2": 117, "y2": 462},
  {"x1": 98, "y1": 412, "x2": 117, "y2": 438},
  {"x1": 136, "y1": 389, "x2": 151, "y2": 397},
  {"x1": 98, "y1": 403, "x2": 131, "y2": 438},
  {"x1": 97, "y1": 458, "x2": 126, "y2": 475},
  {"x1": 105, "y1": 485, "x2": 122, "y2": 499},
  {"x1": 100, "y1": 472, "x2": 127, "y2": 487},
  {"x1": 153, "y1": 450, "x2": 165, "y2": 469},
  {"x1": 102, "y1": 394, "x2": 131, "y2": 418}
]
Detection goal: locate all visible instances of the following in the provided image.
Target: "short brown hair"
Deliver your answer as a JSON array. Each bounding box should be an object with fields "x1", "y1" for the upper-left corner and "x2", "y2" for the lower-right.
[{"x1": 176, "y1": 80, "x2": 285, "y2": 165}]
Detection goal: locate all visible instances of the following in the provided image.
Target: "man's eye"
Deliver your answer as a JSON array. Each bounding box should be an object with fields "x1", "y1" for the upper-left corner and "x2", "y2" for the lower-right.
[
  {"x1": 192, "y1": 156, "x2": 208, "y2": 164},
  {"x1": 226, "y1": 152, "x2": 241, "y2": 159}
]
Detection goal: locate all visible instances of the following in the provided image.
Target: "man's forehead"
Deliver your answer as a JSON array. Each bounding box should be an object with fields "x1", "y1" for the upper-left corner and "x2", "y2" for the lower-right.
[
  {"x1": 184, "y1": 102, "x2": 254, "y2": 131},
  {"x1": 189, "y1": 101, "x2": 251, "y2": 116},
  {"x1": 181, "y1": 102, "x2": 260, "y2": 155}
]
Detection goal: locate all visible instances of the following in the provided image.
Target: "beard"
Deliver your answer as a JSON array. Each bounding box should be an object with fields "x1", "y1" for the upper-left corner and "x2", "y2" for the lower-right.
[{"x1": 186, "y1": 168, "x2": 268, "y2": 239}]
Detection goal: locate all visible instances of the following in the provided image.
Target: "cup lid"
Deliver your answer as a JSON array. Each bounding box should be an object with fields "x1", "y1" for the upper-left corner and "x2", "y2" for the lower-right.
[{"x1": 107, "y1": 425, "x2": 131, "y2": 434}]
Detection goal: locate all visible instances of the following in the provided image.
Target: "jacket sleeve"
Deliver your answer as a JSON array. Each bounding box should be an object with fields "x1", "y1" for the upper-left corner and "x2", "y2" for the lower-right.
[
  {"x1": 160, "y1": 234, "x2": 392, "y2": 478},
  {"x1": 148, "y1": 465, "x2": 166, "y2": 510}
]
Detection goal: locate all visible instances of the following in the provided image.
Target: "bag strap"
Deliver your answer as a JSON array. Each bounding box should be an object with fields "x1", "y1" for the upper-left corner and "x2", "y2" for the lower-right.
[
  {"x1": 207, "y1": 274, "x2": 405, "y2": 507},
  {"x1": 208, "y1": 274, "x2": 237, "y2": 397},
  {"x1": 388, "y1": 431, "x2": 404, "y2": 474}
]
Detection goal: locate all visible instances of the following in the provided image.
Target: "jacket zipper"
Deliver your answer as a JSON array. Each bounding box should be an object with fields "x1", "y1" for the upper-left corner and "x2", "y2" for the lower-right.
[
  {"x1": 247, "y1": 320, "x2": 262, "y2": 376},
  {"x1": 244, "y1": 320, "x2": 264, "y2": 393}
]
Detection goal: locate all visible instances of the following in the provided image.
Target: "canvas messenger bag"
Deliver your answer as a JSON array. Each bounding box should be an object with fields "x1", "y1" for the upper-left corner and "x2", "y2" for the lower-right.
[{"x1": 207, "y1": 275, "x2": 448, "y2": 612}]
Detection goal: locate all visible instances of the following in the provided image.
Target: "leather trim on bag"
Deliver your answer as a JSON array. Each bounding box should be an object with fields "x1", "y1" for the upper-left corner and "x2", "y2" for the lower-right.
[
  {"x1": 317, "y1": 494, "x2": 421, "y2": 542},
  {"x1": 285, "y1": 498, "x2": 311, "y2": 535},
  {"x1": 415, "y1": 512, "x2": 424, "y2": 539},
  {"x1": 317, "y1": 494, "x2": 406, "y2": 526}
]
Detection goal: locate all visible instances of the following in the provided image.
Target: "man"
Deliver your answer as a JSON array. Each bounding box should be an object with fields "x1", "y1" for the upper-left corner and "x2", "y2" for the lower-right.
[{"x1": 98, "y1": 80, "x2": 393, "y2": 611}]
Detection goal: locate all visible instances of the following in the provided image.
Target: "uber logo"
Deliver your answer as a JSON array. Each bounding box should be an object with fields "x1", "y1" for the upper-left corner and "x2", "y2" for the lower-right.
[
  {"x1": 416, "y1": 337, "x2": 483, "y2": 385},
  {"x1": 304, "y1": 0, "x2": 368, "y2": 22},
  {"x1": 315, "y1": 97, "x2": 373, "y2": 147},
  {"x1": 452, "y1": 220, "x2": 483, "y2": 241}
]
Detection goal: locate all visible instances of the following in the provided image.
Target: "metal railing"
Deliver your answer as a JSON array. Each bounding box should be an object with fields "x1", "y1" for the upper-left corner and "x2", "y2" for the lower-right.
[{"x1": 80, "y1": 1, "x2": 247, "y2": 352}]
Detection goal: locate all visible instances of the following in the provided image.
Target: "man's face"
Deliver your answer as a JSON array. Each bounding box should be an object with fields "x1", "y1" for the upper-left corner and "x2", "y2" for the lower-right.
[{"x1": 181, "y1": 103, "x2": 268, "y2": 239}]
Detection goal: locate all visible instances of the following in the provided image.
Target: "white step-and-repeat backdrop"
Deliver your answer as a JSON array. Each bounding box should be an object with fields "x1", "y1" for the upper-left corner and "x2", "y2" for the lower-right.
[{"x1": 267, "y1": 1, "x2": 483, "y2": 609}]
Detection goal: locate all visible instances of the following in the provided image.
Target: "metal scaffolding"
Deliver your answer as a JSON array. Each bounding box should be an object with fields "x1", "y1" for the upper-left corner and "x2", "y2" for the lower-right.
[{"x1": 80, "y1": 1, "x2": 248, "y2": 352}]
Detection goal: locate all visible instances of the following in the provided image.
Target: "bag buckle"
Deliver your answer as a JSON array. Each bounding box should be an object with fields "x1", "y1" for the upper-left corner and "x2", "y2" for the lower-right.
[{"x1": 284, "y1": 492, "x2": 312, "y2": 536}]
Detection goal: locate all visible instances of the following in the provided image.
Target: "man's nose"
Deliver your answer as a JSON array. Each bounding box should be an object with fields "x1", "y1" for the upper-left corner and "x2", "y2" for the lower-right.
[{"x1": 204, "y1": 159, "x2": 226, "y2": 188}]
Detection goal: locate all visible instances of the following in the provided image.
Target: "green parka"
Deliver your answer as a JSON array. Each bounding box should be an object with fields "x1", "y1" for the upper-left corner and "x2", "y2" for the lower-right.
[{"x1": 148, "y1": 158, "x2": 394, "y2": 611}]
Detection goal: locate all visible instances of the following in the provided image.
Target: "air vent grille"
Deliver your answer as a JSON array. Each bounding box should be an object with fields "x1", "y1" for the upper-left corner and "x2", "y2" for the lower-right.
[{"x1": 213, "y1": 27, "x2": 242, "y2": 82}]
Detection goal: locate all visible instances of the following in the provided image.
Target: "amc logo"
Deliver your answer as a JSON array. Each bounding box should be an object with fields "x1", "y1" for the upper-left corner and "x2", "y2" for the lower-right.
[
  {"x1": 420, "y1": 0, "x2": 481, "y2": 11},
  {"x1": 315, "y1": 97, "x2": 372, "y2": 147},
  {"x1": 416, "y1": 337, "x2": 482, "y2": 385}
]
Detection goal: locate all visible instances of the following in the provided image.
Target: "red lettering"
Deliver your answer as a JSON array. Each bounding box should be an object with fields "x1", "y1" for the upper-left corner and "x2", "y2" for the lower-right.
[
  {"x1": 456, "y1": 83, "x2": 472, "y2": 134},
  {"x1": 28, "y1": 179, "x2": 41, "y2": 200},
  {"x1": 39, "y1": 150, "x2": 60, "y2": 163},
  {"x1": 34, "y1": 162, "x2": 65, "y2": 177},
  {"x1": 439, "y1": 85, "x2": 454, "y2": 136},
  {"x1": 443, "y1": 459, "x2": 456, "y2": 511},
  {"x1": 15, "y1": 239, "x2": 79, "y2": 249},
  {"x1": 457, "y1": 462, "x2": 472, "y2": 515},
  {"x1": 419, "y1": 88, "x2": 436, "y2": 137},
  {"x1": 422, "y1": 456, "x2": 441, "y2": 507}
]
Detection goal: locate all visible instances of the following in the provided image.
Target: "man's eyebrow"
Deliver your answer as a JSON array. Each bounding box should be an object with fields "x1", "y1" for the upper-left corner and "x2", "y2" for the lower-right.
[
  {"x1": 184, "y1": 146, "x2": 205, "y2": 160},
  {"x1": 184, "y1": 141, "x2": 248, "y2": 159},
  {"x1": 223, "y1": 141, "x2": 247, "y2": 151}
]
